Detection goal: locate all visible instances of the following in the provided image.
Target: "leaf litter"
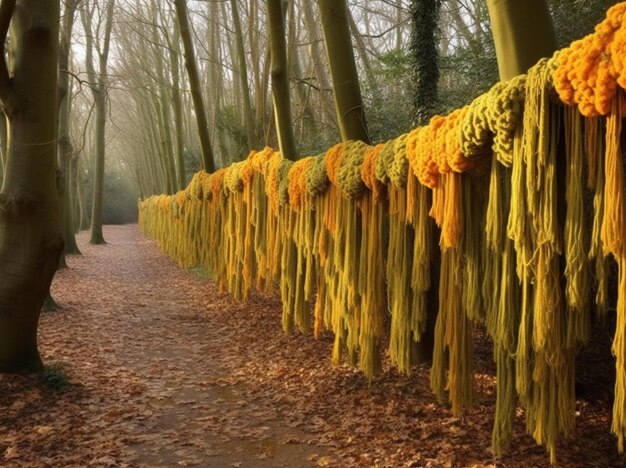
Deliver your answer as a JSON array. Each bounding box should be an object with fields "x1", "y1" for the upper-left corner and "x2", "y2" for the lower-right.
[{"x1": 0, "y1": 224, "x2": 623, "y2": 467}]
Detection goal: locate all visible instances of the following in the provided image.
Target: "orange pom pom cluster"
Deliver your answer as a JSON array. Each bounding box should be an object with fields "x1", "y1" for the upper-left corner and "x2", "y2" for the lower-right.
[
  {"x1": 406, "y1": 107, "x2": 473, "y2": 189},
  {"x1": 554, "y1": 3, "x2": 626, "y2": 116},
  {"x1": 288, "y1": 156, "x2": 315, "y2": 210}
]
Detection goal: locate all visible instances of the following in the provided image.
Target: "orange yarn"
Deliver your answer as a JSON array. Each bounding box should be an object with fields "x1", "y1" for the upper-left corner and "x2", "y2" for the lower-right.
[
  {"x1": 361, "y1": 144, "x2": 385, "y2": 200},
  {"x1": 288, "y1": 157, "x2": 315, "y2": 210},
  {"x1": 210, "y1": 168, "x2": 227, "y2": 202},
  {"x1": 406, "y1": 108, "x2": 474, "y2": 189},
  {"x1": 553, "y1": 3, "x2": 626, "y2": 116},
  {"x1": 325, "y1": 143, "x2": 344, "y2": 187},
  {"x1": 265, "y1": 151, "x2": 284, "y2": 213}
]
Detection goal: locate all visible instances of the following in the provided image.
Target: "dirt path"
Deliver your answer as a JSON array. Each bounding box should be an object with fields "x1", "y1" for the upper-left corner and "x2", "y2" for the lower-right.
[{"x1": 0, "y1": 224, "x2": 624, "y2": 467}]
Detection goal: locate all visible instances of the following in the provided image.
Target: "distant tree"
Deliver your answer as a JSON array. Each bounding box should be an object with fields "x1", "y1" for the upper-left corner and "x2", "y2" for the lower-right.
[{"x1": 81, "y1": 0, "x2": 115, "y2": 244}]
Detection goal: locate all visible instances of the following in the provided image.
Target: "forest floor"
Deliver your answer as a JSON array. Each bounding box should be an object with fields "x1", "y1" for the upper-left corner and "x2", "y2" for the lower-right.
[{"x1": 0, "y1": 224, "x2": 624, "y2": 467}]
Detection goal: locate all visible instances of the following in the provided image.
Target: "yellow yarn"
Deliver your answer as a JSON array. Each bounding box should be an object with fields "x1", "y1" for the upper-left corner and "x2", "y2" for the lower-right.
[
  {"x1": 305, "y1": 153, "x2": 330, "y2": 196},
  {"x1": 389, "y1": 133, "x2": 409, "y2": 188},
  {"x1": 137, "y1": 5, "x2": 626, "y2": 460},
  {"x1": 374, "y1": 139, "x2": 395, "y2": 185}
]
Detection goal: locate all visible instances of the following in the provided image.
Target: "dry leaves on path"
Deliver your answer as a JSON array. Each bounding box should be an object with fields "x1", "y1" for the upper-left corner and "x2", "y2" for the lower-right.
[{"x1": 0, "y1": 224, "x2": 623, "y2": 467}]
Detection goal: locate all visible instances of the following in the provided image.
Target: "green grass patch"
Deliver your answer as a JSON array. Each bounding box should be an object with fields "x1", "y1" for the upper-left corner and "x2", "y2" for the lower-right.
[{"x1": 187, "y1": 266, "x2": 215, "y2": 280}]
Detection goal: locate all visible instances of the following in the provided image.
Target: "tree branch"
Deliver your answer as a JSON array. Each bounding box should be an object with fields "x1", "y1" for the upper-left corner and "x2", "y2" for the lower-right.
[{"x1": 0, "y1": 0, "x2": 16, "y2": 112}]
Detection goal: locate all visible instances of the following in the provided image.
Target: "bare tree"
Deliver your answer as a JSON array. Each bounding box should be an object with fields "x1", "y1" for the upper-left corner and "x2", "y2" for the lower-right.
[{"x1": 81, "y1": 0, "x2": 115, "y2": 244}]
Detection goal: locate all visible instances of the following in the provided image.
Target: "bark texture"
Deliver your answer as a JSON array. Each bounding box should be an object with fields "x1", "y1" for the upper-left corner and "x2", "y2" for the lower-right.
[{"x1": 0, "y1": 0, "x2": 63, "y2": 372}]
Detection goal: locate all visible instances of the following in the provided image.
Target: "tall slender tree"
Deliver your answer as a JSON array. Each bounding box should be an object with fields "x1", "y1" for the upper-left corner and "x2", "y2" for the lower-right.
[
  {"x1": 230, "y1": 0, "x2": 257, "y2": 150},
  {"x1": 267, "y1": 0, "x2": 297, "y2": 160},
  {"x1": 318, "y1": 0, "x2": 370, "y2": 144},
  {"x1": 81, "y1": 0, "x2": 115, "y2": 244},
  {"x1": 168, "y1": 23, "x2": 186, "y2": 189},
  {"x1": 0, "y1": 0, "x2": 62, "y2": 372},
  {"x1": 58, "y1": 0, "x2": 81, "y2": 257},
  {"x1": 173, "y1": 0, "x2": 216, "y2": 172}
]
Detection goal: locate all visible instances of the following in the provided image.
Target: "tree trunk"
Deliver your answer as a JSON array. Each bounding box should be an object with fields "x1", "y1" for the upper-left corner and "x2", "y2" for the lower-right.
[
  {"x1": 169, "y1": 25, "x2": 186, "y2": 189},
  {"x1": 73, "y1": 156, "x2": 88, "y2": 231},
  {"x1": 0, "y1": 0, "x2": 63, "y2": 373},
  {"x1": 346, "y1": 8, "x2": 375, "y2": 86},
  {"x1": 410, "y1": 0, "x2": 441, "y2": 126},
  {"x1": 301, "y1": 0, "x2": 330, "y2": 92},
  {"x1": 58, "y1": 0, "x2": 80, "y2": 255},
  {"x1": 174, "y1": 0, "x2": 216, "y2": 172},
  {"x1": 318, "y1": 0, "x2": 370, "y2": 144},
  {"x1": 81, "y1": 0, "x2": 114, "y2": 245},
  {"x1": 149, "y1": 6, "x2": 177, "y2": 194},
  {"x1": 267, "y1": 0, "x2": 297, "y2": 160},
  {"x1": 0, "y1": 112, "x2": 6, "y2": 183},
  {"x1": 287, "y1": 0, "x2": 316, "y2": 140},
  {"x1": 486, "y1": 0, "x2": 556, "y2": 80},
  {"x1": 396, "y1": 0, "x2": 403, "y2": 50},
  {"x1": 230, "y1": 0, "x2": 257, "y2": 150},
  {"x1": 90, "y1": 91, "x2": 106, "y2": 244}
]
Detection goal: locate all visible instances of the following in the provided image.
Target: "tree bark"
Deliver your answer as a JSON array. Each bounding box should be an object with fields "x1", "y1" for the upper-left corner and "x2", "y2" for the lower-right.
[
  {"x1": 410, "y1": 0, "x2": 441, "y2": 126},
  {"x1": 0, "y1": 111, "x2": 6, "y2": 183},
  {"x1": 267, "y1": 0, "x2": 297, "y2": 160},
  {"x1": 318, "y1": 0, "x2": 371, "y2": 144},
  {"x1": 58, "y1": 0, "x2": 80, "y2": 256},
  {"x1": 173, "y1": 0, "x2": 216, "y2": 172},
  {"x1": 486, "y1": 0, "x2": 556, "y2": 80},
  {"x1": 0, "y1": 0, "x2": 63, "y2": 373}
]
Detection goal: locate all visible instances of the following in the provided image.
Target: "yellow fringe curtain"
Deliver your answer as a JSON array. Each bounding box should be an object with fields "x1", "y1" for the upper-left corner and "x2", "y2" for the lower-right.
[{"x1": 137, "y1": 3, "x2": 626, "y2": 462}]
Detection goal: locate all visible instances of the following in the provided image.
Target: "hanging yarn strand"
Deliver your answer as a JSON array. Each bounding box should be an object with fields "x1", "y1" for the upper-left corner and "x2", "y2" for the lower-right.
[{"x1": 137, "y1": 4, "x2": 626, "y2": 463}]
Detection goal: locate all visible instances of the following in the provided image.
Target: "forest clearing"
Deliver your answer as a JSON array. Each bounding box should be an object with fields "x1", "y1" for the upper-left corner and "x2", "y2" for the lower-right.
[{"x1": 0, "y1": 225, "x2": 621, "y2": 467}]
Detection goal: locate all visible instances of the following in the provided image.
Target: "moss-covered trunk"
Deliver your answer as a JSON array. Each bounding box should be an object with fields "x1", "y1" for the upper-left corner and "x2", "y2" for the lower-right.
[{"x1": 0, "y1": 0, "x2": 62, "y2": 373}]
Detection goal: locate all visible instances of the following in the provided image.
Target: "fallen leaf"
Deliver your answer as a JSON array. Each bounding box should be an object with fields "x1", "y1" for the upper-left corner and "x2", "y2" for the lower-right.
[
  {"x1": 4, "y1": 446, "x2": 19, "y2": 460},
  {"x1": 317, "y1": 456, "x2": 333, "y2": 466},
  {"x1": 35, "y1": 425, "x2": 53, "y2": 435}
]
